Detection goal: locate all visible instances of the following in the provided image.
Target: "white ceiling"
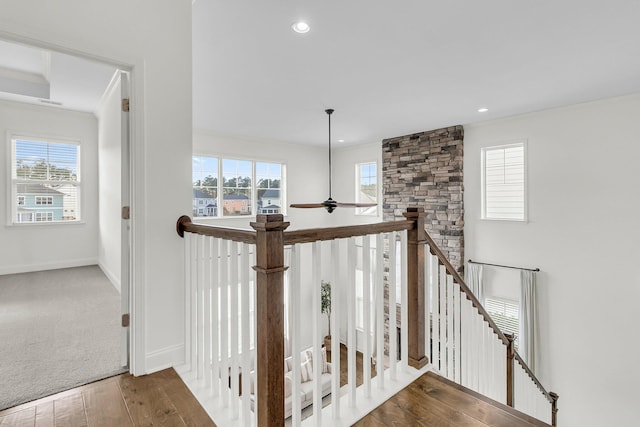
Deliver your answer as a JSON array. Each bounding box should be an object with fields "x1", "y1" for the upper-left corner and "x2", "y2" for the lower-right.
[
  {"x1": 0, "y1": 39, "x2": 117, "y2": 113},
  {"x1": 193, "y1": 0, "x2": 640, "y2": 146}
]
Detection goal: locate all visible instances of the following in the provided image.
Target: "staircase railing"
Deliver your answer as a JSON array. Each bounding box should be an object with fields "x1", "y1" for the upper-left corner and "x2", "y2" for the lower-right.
[
  {"x1": 422, "y1": 228, "x2": 559, "y2": 425},
  {"x1": 175, "y1": 207, "x2": 558, "y2": 426}
]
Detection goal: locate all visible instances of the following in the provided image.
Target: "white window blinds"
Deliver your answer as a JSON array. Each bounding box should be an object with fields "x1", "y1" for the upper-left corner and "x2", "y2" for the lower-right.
[
  {"x1": 482, "y1": 142, "x2": 526, "y2": 220},
  {"x1": 485, "y1": 296, "x2": 520, "y2": 349}
]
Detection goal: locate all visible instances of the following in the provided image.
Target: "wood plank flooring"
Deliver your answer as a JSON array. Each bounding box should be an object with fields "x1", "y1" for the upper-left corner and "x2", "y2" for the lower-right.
[
  {"x1": 1, "y1": 352, "x2": 549, "y2": 427},
  {"x1": 355, "y1": 371, "x2": 551, "y2": 427},
  {"x1": 0, "y1": 369, "x2": 215, "y2": 427}
]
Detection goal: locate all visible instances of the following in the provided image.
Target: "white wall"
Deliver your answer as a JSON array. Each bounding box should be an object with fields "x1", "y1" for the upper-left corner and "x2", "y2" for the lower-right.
[
  {"x1": 96, "y1": 73, "x2": 121, "y2": 291},
  {"x1": 464, "y1": 94, "x2": 640, "y2": 427},
  {"x1": 1, "y1": 0, "x2": 193, "y2": 374},
  {"x1": 0, "y1": 100, "x2": 99, "y2": 274}
]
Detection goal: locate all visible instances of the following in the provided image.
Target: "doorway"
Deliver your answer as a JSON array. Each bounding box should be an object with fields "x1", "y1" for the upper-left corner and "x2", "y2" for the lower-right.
[{"x1": 0, "y1": 38, "x2": 132, "y2": 409}]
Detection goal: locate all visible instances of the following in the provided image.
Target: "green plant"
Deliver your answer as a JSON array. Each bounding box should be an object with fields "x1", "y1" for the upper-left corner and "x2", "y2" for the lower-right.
[{"x1": 321, "y1": 281, "x2": 331, "y2": 336}]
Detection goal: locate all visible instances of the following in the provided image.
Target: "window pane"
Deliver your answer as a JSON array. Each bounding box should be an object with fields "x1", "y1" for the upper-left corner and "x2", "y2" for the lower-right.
[
  {"x1": 485, "y1": 297, "x2": 520, "y2": 349},
  {"x1": 222, "y1": 159, "x2": 252, "y2": 216},
  {"x1": 483, "y1": 143, "x2": 525, "y2": 220},
  {"x1": 357, "y1": 162, "x2": 377, "y2": 215},
  {"x1": 192, "y1": 156, "x2": 218, "y2": 217},
  {"x1": 13, "y1": 138, "x2": 81, "y2": 223},
  {"x1": 14, "y1": 140, "x2": 79, "y2": 182},
  {"x1": 256, "y1": 161, "x2": 283, "y2": 214}
]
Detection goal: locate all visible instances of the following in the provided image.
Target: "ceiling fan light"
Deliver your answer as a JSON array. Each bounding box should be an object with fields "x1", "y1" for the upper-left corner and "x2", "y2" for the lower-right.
[{"x1": 291, "y1": 22, "x2": 310, "y2": 34}]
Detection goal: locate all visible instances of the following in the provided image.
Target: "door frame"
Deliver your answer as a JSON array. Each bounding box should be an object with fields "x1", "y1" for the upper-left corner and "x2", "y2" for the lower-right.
[{"x1": 0, "y1": 31, "x2": 138, "y2": 373}]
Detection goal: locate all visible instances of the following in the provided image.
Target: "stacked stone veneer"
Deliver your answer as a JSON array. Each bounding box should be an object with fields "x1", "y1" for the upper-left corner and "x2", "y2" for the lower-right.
[
  {"x1": 382, "y1": 125, "x2": 464, "y2": 356},
  {"x1": 382, "y1": 125, "x2": 464, "y2": 270}
]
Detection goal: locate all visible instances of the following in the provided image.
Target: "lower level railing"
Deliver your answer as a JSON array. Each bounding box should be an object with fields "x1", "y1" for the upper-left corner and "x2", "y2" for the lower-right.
[{"x1": 175, "y1": 208, "x2": 558, "y2": 426}]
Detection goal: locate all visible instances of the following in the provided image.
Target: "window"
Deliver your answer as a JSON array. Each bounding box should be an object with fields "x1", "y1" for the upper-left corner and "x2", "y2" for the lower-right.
[
  {"x1": 192, "y1": 156, "x2": 285, "y2": 218},
  {"x1": 485, "y1": 297, "x2": 520, "y2": 349},
  {"x1": 35, "y1": 212, "x2": 54, "y2": 222},
  {"x1": 35, "y1": 196, "x2": 53, "y2": 205},
  {"x1": 10, "y1": 137, "x2": 81, "y2": 224},
  {"x1": 482, "y1": 142, "x2": 526, "y2": 221},
  {"x1": 356, "y1": 162, "x2": 378, "y2": 216}
]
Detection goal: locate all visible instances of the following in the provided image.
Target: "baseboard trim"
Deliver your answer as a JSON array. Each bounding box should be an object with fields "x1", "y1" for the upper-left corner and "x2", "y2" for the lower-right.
[
  {"x1": 98, "y1": 262, "x2": 121, "y2": 293},
  {"x1": 145, "y1": 343, "x2": 185, "y2": 374},
  {"x1": 0, "y1": 258, "x2": 98, "y2": 276}
]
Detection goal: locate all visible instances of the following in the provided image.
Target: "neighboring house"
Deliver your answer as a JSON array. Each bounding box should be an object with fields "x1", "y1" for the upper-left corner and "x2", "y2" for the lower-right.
[
  {"x1": 15, "y1": 184, "x2": 64, "y2": 223},
  {"x1": 223, "y1": 194, "x2": 250, "y2": 214},
  {"x1": 193, "y1": 188, "x2": 217, "y2": 217},
  {"x1": 258, "y1": 189, "x2": 281, "y2": 214}
]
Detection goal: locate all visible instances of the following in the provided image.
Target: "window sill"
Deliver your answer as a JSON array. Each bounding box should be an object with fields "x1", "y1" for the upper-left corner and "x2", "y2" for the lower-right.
[
  {"x1": 480, "y1": 217, "x2": 528, "y2": 224},
  {"x1": 6, "y1": 221, "x2": 86, "y2": 228}
]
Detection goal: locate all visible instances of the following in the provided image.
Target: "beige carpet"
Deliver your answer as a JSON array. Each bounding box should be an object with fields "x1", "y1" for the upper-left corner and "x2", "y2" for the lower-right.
[{"x1": 0, "y1": 266, "x2": 125, "y2": 410}]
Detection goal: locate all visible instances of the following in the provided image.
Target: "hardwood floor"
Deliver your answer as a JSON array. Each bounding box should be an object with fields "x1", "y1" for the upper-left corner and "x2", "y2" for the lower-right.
[
  {"x1": 354, "y1": 371, "x2": 550, "y2": 427},
  {"x1": 1, "y1": 351, "x2": 548, "y2": 427},
  {"x1": 0, "y1": 369, "x2": 215, "y2": 427}
]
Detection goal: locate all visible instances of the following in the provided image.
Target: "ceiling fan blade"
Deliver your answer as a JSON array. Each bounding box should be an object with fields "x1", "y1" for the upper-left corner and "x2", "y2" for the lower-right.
[
  {"x1": 289, "y1": 203, "x2": 326, "y2": 208},
  {"x1": 334, "y1": 202, "x2": 378, "y2": 208}
]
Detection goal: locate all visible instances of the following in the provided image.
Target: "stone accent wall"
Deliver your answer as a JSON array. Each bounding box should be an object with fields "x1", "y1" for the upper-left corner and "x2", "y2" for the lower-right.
[
  {"x1": 381, "y1": 125, "x2": 464, "y2": 356},
  {"x1": 382, "y1": 125, "x2": 464, "y2": 270}
]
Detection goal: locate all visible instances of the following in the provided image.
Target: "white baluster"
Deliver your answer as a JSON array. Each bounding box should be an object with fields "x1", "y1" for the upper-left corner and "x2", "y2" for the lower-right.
[
  {"x1": 446, "y1": 274, "x2": 454, "y2": 380},
  {"x1": 453, "y1": 281, "x2": 461, "y2": 384},
  {"x1": 211, "y1": 238, "x2": 220, "y2": 397},
  {"x1": 439, "y1": 265, "x2": 447, "y2": 375},
  {"x1": 312, "y1": 241, "x2": 322, "y2": 427},
  {"x1": 197, "y1": 235, "x2": 204, "y2": 379},
  {"x1": 375, "y1": 234, "x2": 384, "y2": 391},
  {"x1": 347, "y1": 237, "x2": 357, "y2": 407},
  {"x1": 230, "y1": 241, "x2": 239, "y2": 418},
  {"x1": 388, "y1": 232, "x2": 397, "y2": 380},
  {"x1": 190, "y1": 233, "x2": 198, "y2": 372},
  {"x1": 240, "y1": 243, "x2": 252, "y2": 426},
  {"x1": 291, "y1": 244, "x2": 302, "y2": 427},
  {"x1": 331, "y1": 239, "x2": 341, "y2": 418},
  {"x1": 424, "y1": 244, "x2": 431, "y2": 364},
  {"x1": 431, "y1": 255, "x2": 439, "y2": 371},
  {"x1": 400, "y1": 231, "x2": 408, "y2": 371},
  {"x1": 184, "y1": 232, "x2": 192, "y2": 372},
  {"x1": 204, "y1": 236, "x2": 212, "y2": 388},
  {"x1": 362, "y1": 235, "x2": 371, "y2": 396},
  {"x1": 219, "y1": 239, "x2": 229, "y2": 407}
]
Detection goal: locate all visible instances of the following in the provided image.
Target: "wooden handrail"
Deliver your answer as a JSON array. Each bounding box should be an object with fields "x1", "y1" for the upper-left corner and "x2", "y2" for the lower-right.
[
  {"x1": 283, "y1": 220, "x2": 414, "y2": 245},
  {"x1": 176, "y1": 215, "x2": 257, "y2": 244},
  {"x1": 514, "y1": 352, "x2": 554, "y2": 404},
  {"x1": 423, "y1": 230, "x2": 510, "y2": 346}
]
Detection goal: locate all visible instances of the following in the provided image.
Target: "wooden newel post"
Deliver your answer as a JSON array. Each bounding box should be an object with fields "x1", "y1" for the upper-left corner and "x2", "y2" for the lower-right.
[
  {"x1": 549, "y1": 391, "x2": 559, "y2": 427},
  {"x1": 402, "y1": 207, "x2": 428, "y2": 369},
  {"x1": 505, "y1": 333, "x2": 515, "y2": 407},
  {"x1": 250, "y1": 214, "x2": 290, "y2": 426}
]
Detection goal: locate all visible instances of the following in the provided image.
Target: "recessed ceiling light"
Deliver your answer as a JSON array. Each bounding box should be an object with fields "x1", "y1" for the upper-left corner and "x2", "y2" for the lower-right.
[
  {"x1": 291, "y1": 21, "x2": 310, "y2": 34},
  {"x1": 337, "y1": 139, "x2": 345, "y2": 143},
  {"x1": 478, "y1": 107, "x2": 489, "y2": 113}
]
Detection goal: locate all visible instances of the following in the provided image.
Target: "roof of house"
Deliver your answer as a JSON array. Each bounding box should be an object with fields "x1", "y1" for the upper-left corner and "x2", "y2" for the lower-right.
[
  {"x1": 262, "y1": 204, "x2": 280, "y2": 209},
  {"x1": 193, "y1": 188, "x2": 215, "y2": 199},
  {"x1": 260, "y1": 189, "x2": 280, "y2": 199},
  {"x1": 16, "y1": 184, "x2": 65, "y2": 196},
  {"x1": 223, "y1": 194, "x2": 249, "y2": 200}
]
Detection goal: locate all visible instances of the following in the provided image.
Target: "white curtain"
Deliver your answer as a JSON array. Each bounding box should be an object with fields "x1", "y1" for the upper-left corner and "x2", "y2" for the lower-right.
[
  {"x1": 519, "y1": 270, "x2": 537, "y2": 373},
  {"x1": 465, "y1": 262, "x2": 484, "y2": 303}
]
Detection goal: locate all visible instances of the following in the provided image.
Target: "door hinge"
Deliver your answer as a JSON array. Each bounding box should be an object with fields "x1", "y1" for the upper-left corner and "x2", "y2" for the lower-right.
[
  {"x1": 122, "y1": 313, "x2": 130, "y2": 327},
  {"x1": 122, "y1": 206, "x2": 130, "y2": 220},
  {"x1": 122, "y1": 98, "x2": 130, "y2": 112}
]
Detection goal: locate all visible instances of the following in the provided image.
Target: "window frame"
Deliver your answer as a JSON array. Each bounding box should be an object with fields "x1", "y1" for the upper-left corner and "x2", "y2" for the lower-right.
[
  {"x1": 481, "y1": 141, "x2": 528, "y2": 222},
  {"x1": 8, "y1": 134, "x2": 83, "y2": 226},
  {"x1": 355, "y1": 161, "x2": 379, "y2": 217},
  {"x1": 192, "y1": 155, "x2": 287, "y2": 219}
]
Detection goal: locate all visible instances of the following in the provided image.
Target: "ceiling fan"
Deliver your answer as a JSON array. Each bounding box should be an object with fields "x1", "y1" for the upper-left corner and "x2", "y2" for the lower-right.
[{"x1": 290, "y1": 109, "x2": 378, "y2": 214}]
